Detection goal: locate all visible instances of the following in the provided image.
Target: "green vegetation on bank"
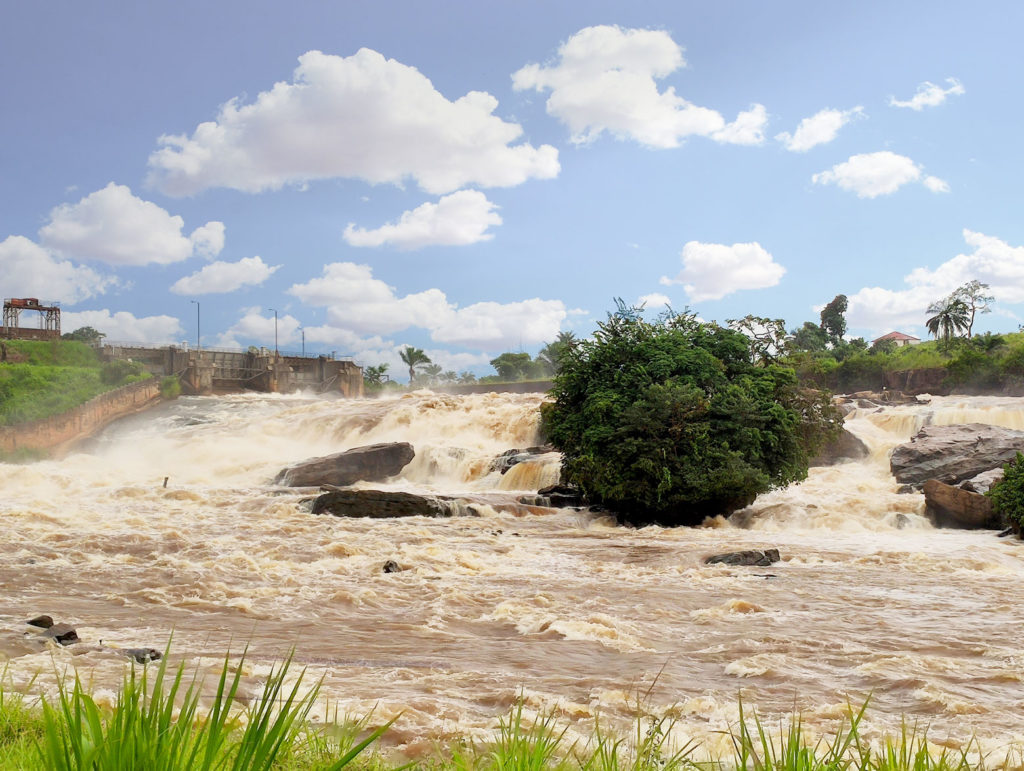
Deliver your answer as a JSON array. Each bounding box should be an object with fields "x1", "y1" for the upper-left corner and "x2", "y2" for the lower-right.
[
  {"x1": 0, "y1": 661, "x2": 1013, "y2": 770},
  {"x1": 541, "y1": 303, "x2": 841, "y2": 524},
  {"x1": 0, "y1": 338, "x2": 151, "y2": 426}
]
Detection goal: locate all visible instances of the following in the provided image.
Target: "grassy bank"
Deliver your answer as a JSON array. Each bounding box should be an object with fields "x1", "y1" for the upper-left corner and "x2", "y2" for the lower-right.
[
  {"x1": 788, "y1": 332, "x2": 1024, "y2": 394},
  {"x1": 0, "y1": 651, "x2": 1018, "y2": 770},
  {"x1": 0, "y1": 341, "x2": 150, "y2": 426}
]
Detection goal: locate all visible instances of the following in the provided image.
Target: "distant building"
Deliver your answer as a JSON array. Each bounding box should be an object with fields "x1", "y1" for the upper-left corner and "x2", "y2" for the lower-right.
[{"x1": 871, "y1": 331, "x2": 920, "y2": 348}]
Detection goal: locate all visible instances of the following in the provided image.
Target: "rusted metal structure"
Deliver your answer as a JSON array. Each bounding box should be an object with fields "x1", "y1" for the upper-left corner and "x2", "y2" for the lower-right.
[{"x1": 2, "y1": 298, "x2": 61, "y2": 340}]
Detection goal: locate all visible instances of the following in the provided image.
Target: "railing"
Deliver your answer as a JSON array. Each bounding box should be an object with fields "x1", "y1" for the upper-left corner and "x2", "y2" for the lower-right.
[{"x1": 101, "y1": 341, "x2": 354, "y2": 361}]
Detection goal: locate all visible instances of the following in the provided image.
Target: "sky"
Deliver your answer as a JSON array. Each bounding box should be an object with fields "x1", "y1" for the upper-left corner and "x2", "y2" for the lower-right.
[{"x1": 4, "y1": 1, "x2": 1024, "y2": 379}]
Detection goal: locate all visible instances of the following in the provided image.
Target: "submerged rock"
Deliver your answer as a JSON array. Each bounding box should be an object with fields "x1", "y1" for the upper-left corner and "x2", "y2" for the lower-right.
[
  {"x1": 490, "y1": 446, "x2": 555, "y2": 475},
  {"x1": 704, "y1": 549, "x2": 781, "y2": 567},
  {"x1": 274, "y1": 442, "x2": 415, "y2": 487},
  {"x1": 923, "y1": 479, "x2": 999, "y2": 529},
  {"x1": 810, "y1": 428, "x2": 870, "y2": 466},
  {"x1": 120, "y1": 647, "x2": 162, "y2": 663},
  {"x1": 311, "y1": 489, "x2": 474, "y2": 518},
  {"x1": 382, "y1": 560, "x2": 402, "y2": 573},
  {"x1": 890, "y1": 424, "x2": 1024, "y2": 487}
]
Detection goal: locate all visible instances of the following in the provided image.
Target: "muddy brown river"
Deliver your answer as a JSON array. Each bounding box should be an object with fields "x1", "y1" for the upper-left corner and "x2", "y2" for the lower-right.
[{"x1": 2, "y1": 390, "x2": 1023, "y2": 758}]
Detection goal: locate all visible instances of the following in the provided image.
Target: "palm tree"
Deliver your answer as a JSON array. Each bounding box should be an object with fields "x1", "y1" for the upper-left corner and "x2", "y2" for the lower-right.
[
  {"x1": 399, "y1": 346, "x2": 431, "y2": 383},
  {"x1": 926, "y1": 296, "x2": 970, "y2": 345},
  {"x1": 537, "y1": 331, "x2": 577, "y2": 375}
]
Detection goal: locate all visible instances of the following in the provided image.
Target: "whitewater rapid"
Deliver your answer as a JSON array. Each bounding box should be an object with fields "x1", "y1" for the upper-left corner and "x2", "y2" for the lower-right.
[{"x1": 1, "y1": 390, "x2": 1023, "y2": 756}]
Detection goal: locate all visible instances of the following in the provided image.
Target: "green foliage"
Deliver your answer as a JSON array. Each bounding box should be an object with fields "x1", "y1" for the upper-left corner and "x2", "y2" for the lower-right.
[
  {"x1": 727, "y1": 315, "x2": 789, "y2": 364},
  {"x1": 0, "y1": 366, "x2": 108, "y2": 425},
  {"x1": 99, "y1": 359, "x2": 146, "y2": 386},
  {"x1": 987, "y1": 452, "x2": 1024, "y2": 530},
  {"x1": 489, "y1": 352, "x2": 541, "y2": 381},
  {"x1": 363, "y1": 364, "x2": 390, "y2": 392},
  {"x1": 819, "y1": 294, "x2": 848, "y2": 346},
  {"x1": 790, "y1": 322, "x2": 829, "y2": 353},
  {"x1": 61, "y1": 326, "x2": 106, "y2": 345},
  {"x1": 3, "y1": 340, "x2": 99, "y2": 367},
  {"x1": 926, "y1": 296, "x2": 970, "y2": 344},
  {"x1": 160, "y1": 376, "x2": 182, "y2": 399},
  {"x1": 542, "y1": 307, "x2": 841, "y2": 524},
  {"x1": 399, "y1": 346, "x2": 431, "y2": 384}
]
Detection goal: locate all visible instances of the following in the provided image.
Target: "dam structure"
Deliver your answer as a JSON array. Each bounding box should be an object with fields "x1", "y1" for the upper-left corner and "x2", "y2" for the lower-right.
[{"x1": 100, "y1": 343, "x2": 364, "y2": 397}]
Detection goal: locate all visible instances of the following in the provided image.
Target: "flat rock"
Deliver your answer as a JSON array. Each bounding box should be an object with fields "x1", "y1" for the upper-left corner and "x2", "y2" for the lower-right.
[
  {"x1": 42, "y1": 623, "x2": 80, "y2": 645},
  {"x1": 705, "y1": 549, "x2": 781, "y2": 566},
  {"x1": 810, "y1": 428, "x2": 870, "y2": 466},
  {"x1": 311, "y1": 489, "x2": 474, "y2": 518},
  {"x1": 890, "y1": 424, "x2": 1024, "y2": 486},
  {"x1": 274, "y1": 442, "x2": 415, "y2": 487},
  {"x1": 923, "y1": 479, "x2": 999, "y2": 528}
]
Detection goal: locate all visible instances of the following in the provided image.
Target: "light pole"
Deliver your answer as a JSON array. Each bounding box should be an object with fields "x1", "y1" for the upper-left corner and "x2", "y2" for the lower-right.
[
  {"x1": 299, "y1": 327, "x2": 305, "y2": 356},
  {"x1": 267, "y1": 308, "x2": 278, "y2": 357},
  {"x1": 190, "y1": 300, "x2": 200, "y2": 353}
]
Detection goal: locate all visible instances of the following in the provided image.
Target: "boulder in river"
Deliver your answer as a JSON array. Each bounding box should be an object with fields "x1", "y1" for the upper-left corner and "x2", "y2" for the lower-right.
[
  {"x1": 959, "y1": 467, "x2": 1005, "y2": 495},
  {"x1": 311, "y1": 488, "x2": 474, "y2": 519},
  {"x1": 810, "y1": 428, "x2": 870, "y2": 466},
  {"x1": 890, "y1": 424, "x2": 1024, "y2": 487},
  {"x1": 922, "y1": 479, "x2": 1000, "y2": 529},
  {"x1": 42, "y1": 623, "x2": 80, "y2": 645},
  {"x1": 704, "y1": 549, "x2": 781, "y2": 566},
  {"x1": 490, "y1": 446, "x2": 555, "y2": 475},
  {"x1": 274, "y1": 442, "x2": 415, "y2": 487}
]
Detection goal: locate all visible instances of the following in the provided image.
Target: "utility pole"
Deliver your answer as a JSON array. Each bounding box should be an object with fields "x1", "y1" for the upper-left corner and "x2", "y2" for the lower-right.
[
  {"x1": 267, "y1": 308, "x2": 278, "y2": 357},
  {"x1": 190, "y1": 300, "x2": 200, "y2": 353},
  {"x1": 300, "y1": 326, "x2": 305, "y2": 356}
]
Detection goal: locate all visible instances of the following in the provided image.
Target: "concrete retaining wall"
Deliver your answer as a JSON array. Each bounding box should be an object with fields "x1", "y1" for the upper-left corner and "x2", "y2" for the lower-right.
[{"x1": 0, "y1": 378, "x2": 162, "y2": 456}]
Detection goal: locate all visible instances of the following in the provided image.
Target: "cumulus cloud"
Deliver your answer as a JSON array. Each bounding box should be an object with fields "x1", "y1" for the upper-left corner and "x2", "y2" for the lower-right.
[
  {"x1": 148, "y1": 49, "x2": 559, "y2": 196},
  {"x1": 216, "y1": 307, "x2": 301, "y2": 349},
  {"x1": 61, "y1": 309, "x2": 184, "y2": 343},
  {"x1": 38, "y1": 183, "x2": 223, "y2": 266},
  {"x1": 847, "y1": 230, "x2": 1024, "y2": 333},
  {"x1": 775, "y1": 106, "x2": 863, "y2": 152},
  {"x1": 0, "y1": 235, "x2": 115, "y2": 304},
  {"x1": 659, "y1": 240, "x2": 785, "y2": 302},
  {"x1": 288, "y1": 262, "x2": 571, "y2": 350},
  {"x1": 637, "y1": 292, "x2": 672, "y2": 308},
  {"x1": 512, "y1": 25, "x2": 766, "y2": 148},
  {"x1": 890, "y1": 78, "x2": 965, "y2": 111},
  {"x1": 170, "y1": 256, "x2": 280, "y2": 295},
  {"x1": 343, "y1": 190, "x2": 501, "y2": 249},
  {"x1": 812, "y1": 151, "x2": 948, "y2": 198}
]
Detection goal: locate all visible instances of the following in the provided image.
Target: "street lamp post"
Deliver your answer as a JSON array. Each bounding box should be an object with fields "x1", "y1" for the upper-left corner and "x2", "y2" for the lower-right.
[
  {"x1": 268, "y1": 308, "x2": 278, "y2": 357},
  {"x1": 190, "y1": 300, "x2": 200, "y2": 353},
  {"x1": 300, "y1": 327, "x2": 305, "y2": 356}
]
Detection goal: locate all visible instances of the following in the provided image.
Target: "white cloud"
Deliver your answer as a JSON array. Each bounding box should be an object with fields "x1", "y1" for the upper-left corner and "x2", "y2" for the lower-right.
[
  {"x1": 38, "y1": 183, "x2": 224, "y2": 266},
  {"x1": 288, "y1": 262, "x2": 571, "y2": 350},
  {"x1": 512, "y1": 25, "x2": 765, "y2": 148},
  {"x1": 343, "y1": 190, "x2": 501, "y2": 249},
  {"x1": 170, "y1": 256, "x2": 279, "y2": 295},
  {"x1": 0, "y1": 235, "x2": 115, "y2": 304},
  {"x1": 659, "y1": 240, "x2": 785, "y2": 302},
  {"x1": 189, "y1": 221, "x2": 226, "y2": 258},
  {"x1": 775, "y1": 106, "x2": 863, "y2": 152},
  {"x1": 812, "y1": 151, "x2": 947, "y2": 198},
  {"x1": 923, "y1": 175, "x2": 951, "y2": 193},
  {"x1": 61, "y1": 309, "x2": 184, "y2": 343},
  {"x1": 711, "y1": 103, "x2": 769, "y2": 146},
  {"x1": 847, "y1": 230, "x2": 1024, "y2": 333},
  {"x1": 148, "y1": 49, "x2": 559, "y2": 196},
  {"x1": 889, "y1": 78, "x2": 965, "y2": 111},
  {"x1": 637, "y1": 292, "x2": 672, "y2": 308},
  {"x1": 216, "y1": 307, "x2": 301, "y2": 349}
]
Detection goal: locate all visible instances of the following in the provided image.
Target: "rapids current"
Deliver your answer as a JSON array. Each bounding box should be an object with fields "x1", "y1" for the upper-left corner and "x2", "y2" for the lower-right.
[{"x1": 1, "y1": 390, "x2": 1024, "y2": 756}]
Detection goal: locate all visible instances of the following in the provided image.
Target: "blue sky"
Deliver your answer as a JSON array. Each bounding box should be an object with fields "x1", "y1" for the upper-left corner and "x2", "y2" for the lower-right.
[{"x1": 3, "y1": 1, "x2": 1024, "y2": 378}]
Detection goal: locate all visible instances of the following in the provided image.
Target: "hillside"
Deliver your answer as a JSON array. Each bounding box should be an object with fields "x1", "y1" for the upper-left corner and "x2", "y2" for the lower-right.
[{"x1": 0, "y1": 340, "x2": 150, "y2": 426}]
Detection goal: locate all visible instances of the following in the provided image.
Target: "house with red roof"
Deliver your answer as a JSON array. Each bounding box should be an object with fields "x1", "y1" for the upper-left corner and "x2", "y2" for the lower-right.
[{"x1": 871, "y1": 331, "x2": 920, "y2": 347}]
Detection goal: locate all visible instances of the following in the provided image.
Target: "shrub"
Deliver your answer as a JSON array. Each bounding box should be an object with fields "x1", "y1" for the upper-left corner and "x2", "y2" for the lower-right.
[
  {"x1": 541, "y1": 307, "x2": 841, "y2": 525},
  {"x1": 987, "y1": 452, "x2": 1024, "y2": 531},
  {"x1": 99, "y1": 359, "x2": 146, "y2": 386},
  {"x1": 160, "y1": 375, "x2": 182, "y2": 399}
]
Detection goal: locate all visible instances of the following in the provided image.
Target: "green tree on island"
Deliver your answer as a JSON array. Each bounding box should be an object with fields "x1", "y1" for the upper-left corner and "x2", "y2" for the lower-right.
[
  {"x1": 541, "y1": 305, "x2": 841, "y2": 526},
  {"x1": 953, "y1": 279, "x2": 994, "y2": 338},
  {"x1": 399, "y1": 346, "x2": 431, "y2": 383}
]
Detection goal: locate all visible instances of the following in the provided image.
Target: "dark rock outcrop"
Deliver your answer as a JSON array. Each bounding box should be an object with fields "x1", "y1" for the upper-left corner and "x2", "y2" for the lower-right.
[
  {"x1": 382, "y1": 560, "x2": 402, "y2": 573},
  {"x1": 890, "y1": 424, "x2": 1024, "y2": 487},
  {"x1": 27, "y1": 615, "x2": 54, "y2": 629},
  {"x1": 490, "y1": 445, "x2": 555, "y2": 475},
  {"x1": 43, "y1": 623, "x2": 80, "y2": 645},
  {"x1": 311, "y1": 489, "x2": 474, "y2": 518},
  {"x1": 810, "y1": 428, "x2": 870, "y2": 466},
  {"x1": 704, "y1": 549, "x2": 781, "y2": 566},
  {"x1": 923, "y1": 479, "x2": 999, "y2": 528},
  {"x1": 274, "y1": 442, "x2": 415, "y2": 487},
  {"x1": 528, "y1": 484, "x2": 585, "y2": 508},
  {"x1": 120, "y1": 647, "x2": 162, "y2": 663},
  {"x1": 883, "y1": 368, "x2": 949, "y2": 395}
]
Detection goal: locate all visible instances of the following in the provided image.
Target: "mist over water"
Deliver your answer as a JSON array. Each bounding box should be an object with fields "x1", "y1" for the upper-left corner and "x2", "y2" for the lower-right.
[{"x1": 2, "y1": 390, "x2": 1024, "y2": 755}]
